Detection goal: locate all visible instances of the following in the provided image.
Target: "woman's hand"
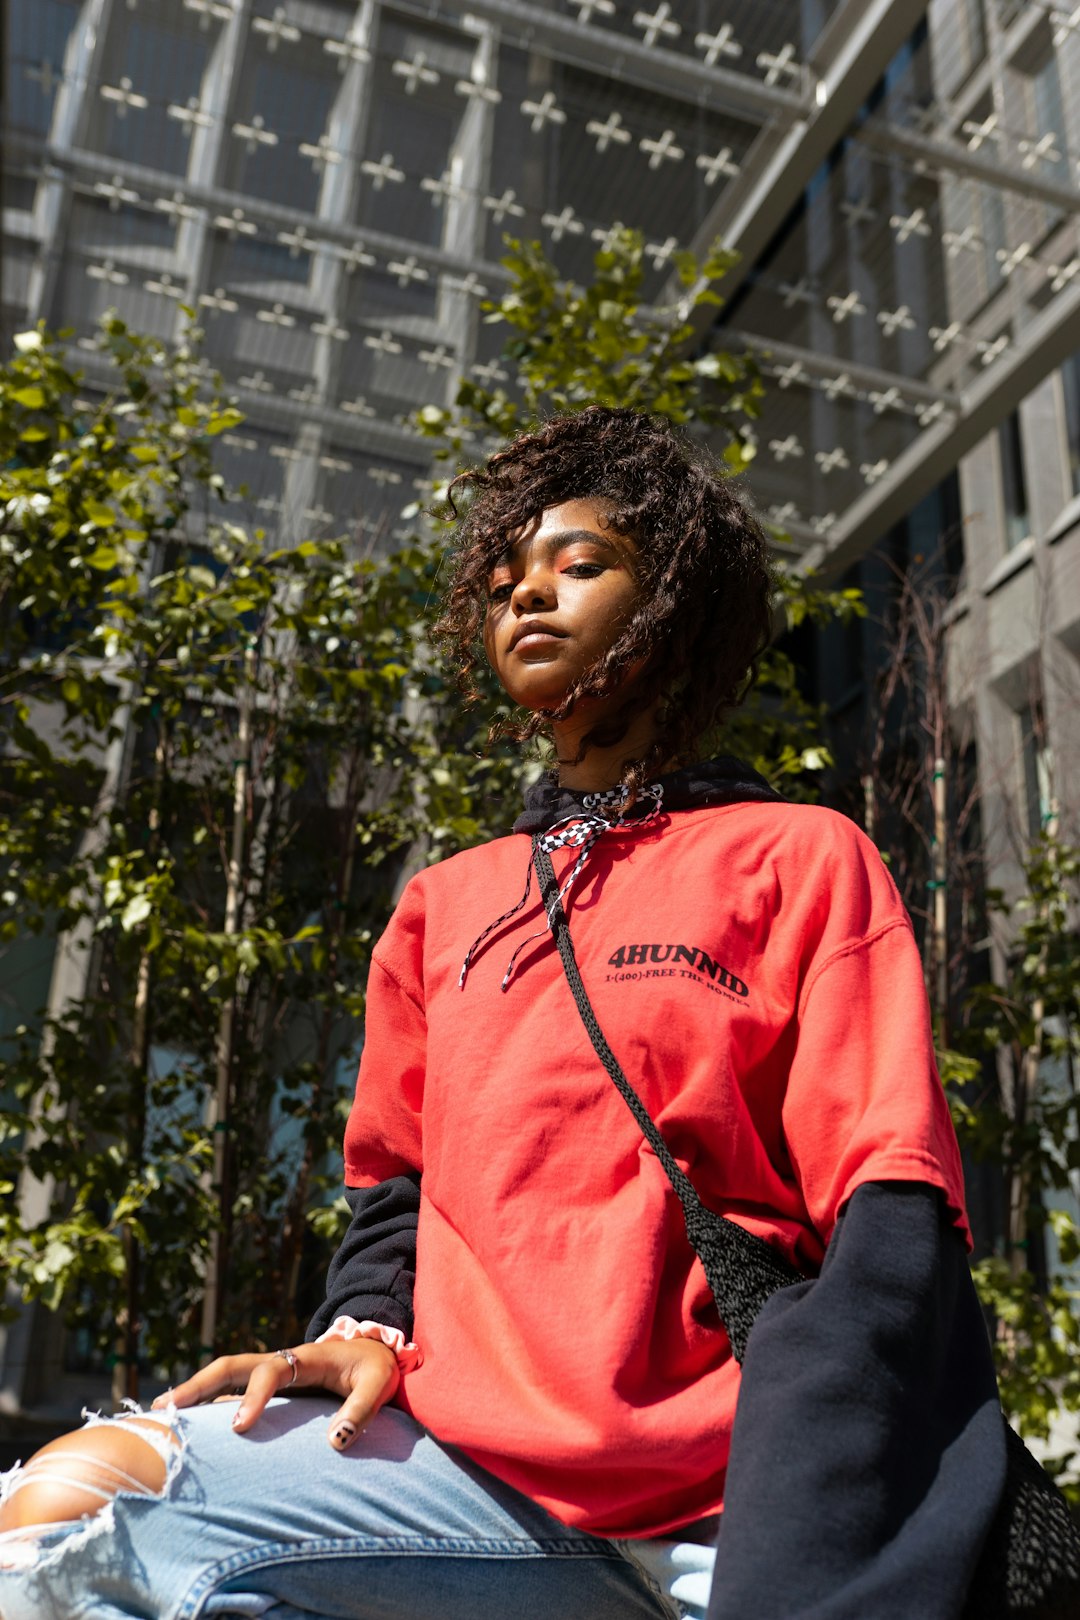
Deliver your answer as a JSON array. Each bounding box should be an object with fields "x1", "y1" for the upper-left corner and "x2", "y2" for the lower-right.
[{"x1": 150, "y1": 1337, "x2": 400, "y2": 1451}]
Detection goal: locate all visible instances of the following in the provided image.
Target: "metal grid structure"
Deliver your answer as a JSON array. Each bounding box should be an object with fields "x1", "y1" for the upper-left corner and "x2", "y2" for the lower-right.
[
  {"x1": 4, "y1": 4, "x2": 1080, "y2": 826},
  {"x1": 7, "y1": 0, "x2": 1076, "y2": 569}
]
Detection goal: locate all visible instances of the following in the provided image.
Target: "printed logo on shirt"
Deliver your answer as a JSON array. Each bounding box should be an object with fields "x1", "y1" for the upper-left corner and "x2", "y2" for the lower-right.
[{"x1": 605, "y1": 943, "x2": 749, "y2": 1001}]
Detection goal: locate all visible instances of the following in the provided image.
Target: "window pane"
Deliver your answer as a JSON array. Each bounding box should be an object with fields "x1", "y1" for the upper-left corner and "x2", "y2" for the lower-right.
[
  {"x1": 1032, "y1": 52, "x2": 1067, "y2": 176},
  {"x1": 212, "y1": 423, "x2": 300, "y2": 536},
  {"x1": 1062, "y1": 353, "x2": 1080, "y2": 496},
  {"x1": 85, "y1": 3, "x2": 214, "y2": 177},
  {"x1": 1018, "y1": 701, "x2": 1053, "y2": 837},
  {"x1": 6, "y1": 0, "x2": 81, "y2": 141},
  {"x1": 306, "y1": 445, "x2": 423, "y2": 557},
  {"x1": 998, "y1": 411, "x2": 1029, "y2": 550},
  {"x1": 351, "y1": 11, "x2": 475, "y2": 247},
  {"x1": 224, "y1": 27, "x2": 342, "y2": 212}
]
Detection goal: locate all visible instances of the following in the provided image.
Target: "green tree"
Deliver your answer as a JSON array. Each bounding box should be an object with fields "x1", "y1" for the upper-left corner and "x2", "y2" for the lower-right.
[
  {"x1": 945, "y1": 835, "x2": 1080, "y2": 1497},
  {"x1": 0, "y1": 319, "x2": 481, "y2": 1393},
  {"x1": 850, "y1": 555, "x2": 1080, "y2": 1497}
]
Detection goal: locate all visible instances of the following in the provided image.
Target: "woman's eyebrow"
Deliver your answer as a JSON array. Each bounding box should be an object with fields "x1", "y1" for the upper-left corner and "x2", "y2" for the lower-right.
[
  {"x1": 549, "y1": 528, "x2": 622, "y2": 552},
  {"x1": 495, "y1": 529, "x2": 624, "y2": 565}
]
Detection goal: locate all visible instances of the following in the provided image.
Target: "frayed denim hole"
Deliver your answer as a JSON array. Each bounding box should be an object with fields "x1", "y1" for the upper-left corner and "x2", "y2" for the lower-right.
[{"x1": 0, "y1": 1401, "x2": 186, "y2": 1574}]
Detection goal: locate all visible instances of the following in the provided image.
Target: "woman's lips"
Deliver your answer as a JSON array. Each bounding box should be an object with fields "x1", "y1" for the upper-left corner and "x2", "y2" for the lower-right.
[
  {"x1": 513, "y1": 630, "x2": 566, "y2": 652},
  {"x1": 509, "y1": 620, "x2": 568, "y2": 650}
]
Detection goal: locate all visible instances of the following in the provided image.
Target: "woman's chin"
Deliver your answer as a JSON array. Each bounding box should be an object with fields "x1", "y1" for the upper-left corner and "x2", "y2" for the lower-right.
[{"x1": 505, "y1": 680, "x2": 575, "y2": 714}]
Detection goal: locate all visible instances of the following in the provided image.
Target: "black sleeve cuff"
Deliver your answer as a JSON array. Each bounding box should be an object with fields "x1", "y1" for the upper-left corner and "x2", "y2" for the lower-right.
[{"x1": 305, "y1": 1173, "x2": 421, "y2": 1344}]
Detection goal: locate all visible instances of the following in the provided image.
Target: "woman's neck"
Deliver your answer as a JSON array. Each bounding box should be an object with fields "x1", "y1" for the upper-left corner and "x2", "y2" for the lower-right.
[{"x1": 551, "y1": 702, "x2": 664, "y2": 793}]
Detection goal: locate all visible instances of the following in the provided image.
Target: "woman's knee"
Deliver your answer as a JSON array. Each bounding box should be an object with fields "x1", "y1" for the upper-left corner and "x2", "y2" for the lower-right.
[{"x1": 0, "y1": 1416, "x2": 180, "y2": 1534}]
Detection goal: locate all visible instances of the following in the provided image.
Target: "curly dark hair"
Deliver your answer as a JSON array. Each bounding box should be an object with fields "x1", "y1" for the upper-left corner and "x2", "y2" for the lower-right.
[{"x1": 433, "y1": 404, "x2": 774, "y2": 796}]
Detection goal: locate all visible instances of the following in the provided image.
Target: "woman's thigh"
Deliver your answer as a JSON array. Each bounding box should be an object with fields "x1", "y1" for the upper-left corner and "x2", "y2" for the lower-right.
[{"x1": 0, "y1": 1398, "x2": 675, "y2": 1620}]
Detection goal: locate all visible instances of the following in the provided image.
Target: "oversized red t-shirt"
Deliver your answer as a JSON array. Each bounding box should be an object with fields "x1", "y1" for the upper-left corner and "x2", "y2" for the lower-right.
[{"x1": 343, "y1": 801, "x2": 970, "y2": 1537}]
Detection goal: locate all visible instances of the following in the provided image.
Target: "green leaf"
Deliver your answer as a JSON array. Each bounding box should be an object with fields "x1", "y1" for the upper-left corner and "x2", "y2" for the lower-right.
[
  {"x1": 83, "y1": 499, "x2": 116, "y2": 528},
  {"x1": 12, "y1": 385, "x2": 46, "y2": 409},
  {"x1": 722, "y1": 440, "x2": 756, "y2": 474},
  {"x1": 120, "y1": 894, "x2": 153, "y2": 932},
  {"x1": 204, "y1": 408, "x2": 245, "y2": 436}
]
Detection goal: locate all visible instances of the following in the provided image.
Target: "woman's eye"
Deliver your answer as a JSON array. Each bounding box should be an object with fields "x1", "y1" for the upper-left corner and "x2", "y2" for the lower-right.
[
  {"x1": 487, "y1": 582, "x2": 514, "y2": 604},
  {"x1": 564, "y1": 562, "x2": 604, "y2": 578}
]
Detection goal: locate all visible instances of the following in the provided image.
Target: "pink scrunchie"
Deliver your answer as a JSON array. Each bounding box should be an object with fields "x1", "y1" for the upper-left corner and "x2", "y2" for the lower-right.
[{"x1": 314, "y1": 1316, "x2": 423, "y2": 1374}]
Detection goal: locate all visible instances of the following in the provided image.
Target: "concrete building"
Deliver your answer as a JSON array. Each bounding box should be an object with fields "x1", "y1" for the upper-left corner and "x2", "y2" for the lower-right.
[{"x1": 2, "y1": 0, "x2": 1079, "y2": 1407}]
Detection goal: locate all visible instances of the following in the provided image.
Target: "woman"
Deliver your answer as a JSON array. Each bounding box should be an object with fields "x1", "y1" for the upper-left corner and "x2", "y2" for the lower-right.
[{"x1": 0, "y1": 407, "x2": 1004, "y2": 1619}]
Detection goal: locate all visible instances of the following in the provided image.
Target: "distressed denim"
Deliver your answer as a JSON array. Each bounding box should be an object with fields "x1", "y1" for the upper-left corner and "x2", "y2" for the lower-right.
[{"x1": 0, "y1": 1397, "x2": 706, "y2": 1620}]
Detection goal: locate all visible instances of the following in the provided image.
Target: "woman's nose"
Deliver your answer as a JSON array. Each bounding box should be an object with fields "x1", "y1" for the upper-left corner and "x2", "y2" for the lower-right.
[{"x1": 512, "y1": 573, "x2": 554, "y2": 610}]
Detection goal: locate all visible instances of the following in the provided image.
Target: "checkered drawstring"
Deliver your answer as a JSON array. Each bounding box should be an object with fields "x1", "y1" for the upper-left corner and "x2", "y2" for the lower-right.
[{"x1": 459, "y1": 783, "x2": 664, "y2": 991}]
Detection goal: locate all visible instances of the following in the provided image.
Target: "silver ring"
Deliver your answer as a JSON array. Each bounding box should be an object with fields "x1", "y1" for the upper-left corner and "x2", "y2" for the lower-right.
[{"x1": 275, "y1": 1347, "x2": 299, "y2": 1386}]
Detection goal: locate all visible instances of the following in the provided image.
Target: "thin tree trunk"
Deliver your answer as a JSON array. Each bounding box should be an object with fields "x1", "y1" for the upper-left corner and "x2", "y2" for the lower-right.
[
  {"x1": 930, "y1": 754, "x2": 948, "y2": 1046},
  {"x1": 861, "y1": 772, "x2": 876, "y2": 843},
  {"x1": 112, "y1": 721, "x2": 167, "y2": 1408},
  {"x1": 279, "y1": 759, "x2": 361, "y2": 1329},
  {"x1": 115, "y1": 949, "x2": 152, "y2": 1407},
  {"x1": 1007, "y1": 801, "x2": 1058, "y2": 1280},
  {"x1": 200, "y1": 645, "x2": 255, "y2": 1361}
]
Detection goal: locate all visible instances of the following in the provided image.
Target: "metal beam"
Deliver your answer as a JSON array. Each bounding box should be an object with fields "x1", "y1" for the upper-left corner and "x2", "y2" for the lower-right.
[
  {"x1": 27, "y1": 0, "x2": 114, "y2": 322},
  {"x1": 8, "y1": 135, "x2": 511, "y2": 290},
  {"x1": 70, "y1": 347, "x2": 428, "y2": 463},
  {"x1": 725, "y1": 327, "x2": 954, "y2": 407},
  {"x1": 795, "y1": 278, "x2": 1080, "y2": 581},
  {"x1": 444, "y1": 0, "x2": 809, "y2": 123},
  {"x1": 856, "y1": 118, "x2": 1080, "y2": 217},
  {"x1": 674, "y1": 0, "x2": 931, "y2": 313}
]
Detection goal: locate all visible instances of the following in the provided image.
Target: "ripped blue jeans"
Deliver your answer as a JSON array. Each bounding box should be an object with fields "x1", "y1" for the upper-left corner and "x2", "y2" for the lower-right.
[{"x1": 0, "y1": 1398, "x2": 716, "y2": 1619}]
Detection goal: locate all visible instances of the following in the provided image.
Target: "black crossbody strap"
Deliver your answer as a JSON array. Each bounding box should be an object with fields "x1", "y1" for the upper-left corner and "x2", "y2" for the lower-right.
[{"x1": 534, "y1": 834, "x2": 808, "y2": 1352}]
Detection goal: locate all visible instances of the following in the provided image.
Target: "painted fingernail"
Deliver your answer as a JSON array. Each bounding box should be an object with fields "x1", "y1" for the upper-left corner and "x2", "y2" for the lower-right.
[
  {"x1": 330, "y1": 1420, "x2": 357, "y2": 1450},
  {"x1": 232, "y1": 1405, "x2": 249, "y2": 1429}
]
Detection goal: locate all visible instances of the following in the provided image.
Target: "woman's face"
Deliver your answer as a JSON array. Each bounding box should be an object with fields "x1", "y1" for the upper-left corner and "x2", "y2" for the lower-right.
[{"x1": 482, "y1": 498, "x2": 643, "y2": 713}]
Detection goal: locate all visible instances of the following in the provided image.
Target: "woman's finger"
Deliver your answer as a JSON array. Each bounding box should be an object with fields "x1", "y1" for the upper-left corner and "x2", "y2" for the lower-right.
[
  {"x1": 151, "y1": 1353, "x2": 268, "y2": 1411},
  {"x1": 230, "y1": 1351, "x2": 300, "y2": 1433},
  {"x1": 327, "y1": 1343, "x2": 400, "y2": 1452}
]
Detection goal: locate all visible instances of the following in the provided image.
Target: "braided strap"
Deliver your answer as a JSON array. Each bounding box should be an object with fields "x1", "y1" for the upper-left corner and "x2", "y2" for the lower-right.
[
  {"x1": 533, "y1": 838, "x2": 805, "y2": 1363},
  {"x1": 680, "y1": 1193, "x2": 807, "y2": 1363}
]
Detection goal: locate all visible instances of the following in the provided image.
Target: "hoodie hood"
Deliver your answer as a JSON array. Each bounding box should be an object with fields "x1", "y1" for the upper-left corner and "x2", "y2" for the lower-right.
[
  {"x1": 513, "y1": 754, "x2": 784, "y2": 835},
  {"x1": 460, "y1": 756, "x2": 785, "y2": 994}
]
